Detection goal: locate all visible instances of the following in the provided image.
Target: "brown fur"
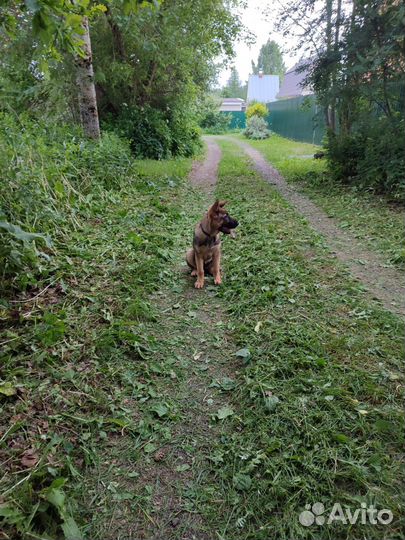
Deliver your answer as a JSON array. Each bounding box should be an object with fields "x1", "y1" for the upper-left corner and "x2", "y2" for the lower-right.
[{"x1": 186, "y1": 200, "x2": 238, "y2": 289}]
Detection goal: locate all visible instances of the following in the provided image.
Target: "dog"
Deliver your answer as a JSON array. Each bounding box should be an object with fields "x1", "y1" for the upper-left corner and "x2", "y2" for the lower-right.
[{"x1": 186, "y1": 200, "x2": 238, "y2": 289}]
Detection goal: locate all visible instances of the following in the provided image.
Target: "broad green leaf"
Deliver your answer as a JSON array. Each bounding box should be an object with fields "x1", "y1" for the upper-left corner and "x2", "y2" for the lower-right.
[
  {"x1": 215, "y1": 405, "x2": 234, "y2": 420},
  {"x1": 233, "y1": 473, "x2": 252, "y2": 491},
  {"x1": 234, "y1": 348, "x2": 250, "y2": 359},
  {"x1": 143, "y1": 442, "x2": 157, "y2": 453},
  {"x1": 150, "y1": 403, "x2": 169, "y2": 417},
  {"x1": 46, "y1": 487, "x2": 65, "y2": 510},
  {"x1": 0, "y1": 221, "x2": 52, "y2": 247},
  {"x1": 0, "y1": 382, "x2": 17, "y2": 396},
  {"x1": 175, "y1": 464, "x2": 190, "y2": 472},
  {"x1": 264, "y1": 395, "x2": 280, "y2": 412},
  {"x1": 61, "y1": 516, "x2": 84, "y2": 540},
  {"x1": 333, "y1": 433, "x2": 350, "y2": 444}
]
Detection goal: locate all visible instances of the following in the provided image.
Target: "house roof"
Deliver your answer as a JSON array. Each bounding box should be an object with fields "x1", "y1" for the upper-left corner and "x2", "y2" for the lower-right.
[
  {"x1": 247, "y1": 74, "x2": 279, "y2": 103},
  {"x1": 222, "y1": 98, "x2": 245, "y2": 103},
  {"x1": 277, "y1": 61, "x2": 312, "y2": 99}
]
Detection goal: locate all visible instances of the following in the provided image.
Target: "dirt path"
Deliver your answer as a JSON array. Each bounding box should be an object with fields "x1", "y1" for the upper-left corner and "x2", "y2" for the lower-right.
[
  {"x1": 120, "y1": 138, "x2": 235, "y2": 540},
  {"x1": 225, "y1": 137, "x2": 405, "y2": 318},
  {"x1": 189, "y1": 137, "x2": 222, "y2": 191}
]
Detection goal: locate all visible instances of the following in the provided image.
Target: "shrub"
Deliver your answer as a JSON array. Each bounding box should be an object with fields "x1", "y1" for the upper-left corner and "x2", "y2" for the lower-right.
[
  {"x1": 244, "y1": 115, "x2": 271, "y2": 140},
  {"x1": 199, "y1": 110, "x2": 230, "y2": 134},
  {"x1": 109, "y1": 105, "x2": 172, "y2": 160},
  {"x1": 326, "y1": 115, "x2": 405, "y2": 197},
  {"x1": 107, "y1": 105, "x2": 201, "y2": 159},
  {"x1": 198, "y1": 97, "x2": 230, "y2": 134},
  {"x1": 326, "y1": 131, "x2": 365, "y2": 183},
  {"x1": 168, "y1": 106, "x2": 202, "y2": 157},
  {"x1": 246, "y1": 102, "x2": 268, "y2": 119}
]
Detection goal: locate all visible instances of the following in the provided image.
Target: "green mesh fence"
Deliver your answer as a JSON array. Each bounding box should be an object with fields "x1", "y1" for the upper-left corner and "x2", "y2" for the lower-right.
[
  {"x1": 220, "y1": 111, "x2": 246, "y2": 129},
  {"x1": 266, "y1": 96, "x2": 326, "y2": 145}
]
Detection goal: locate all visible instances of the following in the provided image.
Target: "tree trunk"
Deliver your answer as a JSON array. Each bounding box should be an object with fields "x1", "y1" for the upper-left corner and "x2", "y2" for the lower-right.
[
  {"x1": 75, "y1": 17, "x2": 100, "y2": 139},
  {"x1": 330, "y1": 0, "x2": 342, "y2": 133},
  {"x1": 324, "y1": 0, "x2": 334, "y2": 132},
  {"x1": 105, "y1": 7, "x2": 126, "y2": 60}
]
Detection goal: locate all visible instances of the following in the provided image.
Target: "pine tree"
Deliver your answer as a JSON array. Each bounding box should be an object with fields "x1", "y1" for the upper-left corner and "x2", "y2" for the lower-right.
[{"x1": 221, "y1": 67, "x2": 246, "y2": 99}]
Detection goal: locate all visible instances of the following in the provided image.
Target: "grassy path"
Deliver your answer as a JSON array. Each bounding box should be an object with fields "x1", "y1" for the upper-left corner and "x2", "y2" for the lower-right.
[
  {"x1": 1, "y1": 140, "x2": 403, "y2": 540},
  {"x1": 95, "y1": 139, "x2": 404, "y2": 540},
  {"x1": 80, "y1": 141, "x2": 240, "y2": 539},
  {"x1": 224, "y1": 136, "x2": 405, "y2": 317},
  {"x1": 231, "y1": 133, "x2": 405, "y2": 270}
]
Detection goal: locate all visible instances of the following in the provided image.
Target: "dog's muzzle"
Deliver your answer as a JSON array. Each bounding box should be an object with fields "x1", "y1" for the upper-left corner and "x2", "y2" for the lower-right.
[{"x1": 220, "y1": 215, "x2": 239, "y2": 235}]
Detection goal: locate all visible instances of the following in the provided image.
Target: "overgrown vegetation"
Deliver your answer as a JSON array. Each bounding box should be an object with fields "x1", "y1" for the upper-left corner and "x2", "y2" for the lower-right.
[
  {"x1": 0, "y1": 0, "x2": 243, "y2": 157},
  {"x1": 0, "y1": 114, "x2": 193, "y2": 538},
  {"x1": 198, "y1": 96, "x2": 231, "y2": 134},
  {"x1": 0, "y1": 113, "x2": 133, "y2": 291}
]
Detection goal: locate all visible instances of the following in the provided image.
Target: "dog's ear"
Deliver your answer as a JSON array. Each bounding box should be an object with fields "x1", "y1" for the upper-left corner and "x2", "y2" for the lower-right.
[
  {"x1": 209, "y1": 200, "x2": 220, "y2": 215},
  {"x1": 210, "y1": 200, "x2": 227, "y2": 213}
]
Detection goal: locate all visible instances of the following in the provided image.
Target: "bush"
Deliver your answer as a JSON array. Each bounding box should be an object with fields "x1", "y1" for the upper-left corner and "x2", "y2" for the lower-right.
[
  {"x1": 246, "y1": 102, "x2": 268, "y2": 119},
  {"x1": 244, "y1": 115, "x2": 271, "y2": 140},
  {"x1": 168, "y1": 106, "x2": 202, "y2": 157},
  {"x1": 106, "y1": 104, "x2": 201, "y2": 160},
  {"x1": 326, "y1": 131, "x2": 365, "y2": 182},
  {"x1": 198, "y1": 97, "x2": 230, "y2": 134},
  {"x1": 326, "y1": 115, "x2": 405, "y2": 197},
  {"x1": 199, "y1": 110, "x2": 230, "y2": 134}
]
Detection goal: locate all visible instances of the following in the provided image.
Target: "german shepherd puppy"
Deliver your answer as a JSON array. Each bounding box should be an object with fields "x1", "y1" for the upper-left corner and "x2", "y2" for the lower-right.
[{"x1": 186, "y1": 200, "x2": 238, "y2": 289}]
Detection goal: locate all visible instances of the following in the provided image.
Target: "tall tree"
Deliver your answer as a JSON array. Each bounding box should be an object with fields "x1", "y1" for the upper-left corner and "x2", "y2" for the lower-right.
[
  {"x1": 221, "y1": 66, "x2": 246, "y2": 98},
  {"x1": 251, "y1": 39, "x2": 285, "y2": 79},
  {"x1": 1, "y1": 1, "x2": 104, "y2": 137}
]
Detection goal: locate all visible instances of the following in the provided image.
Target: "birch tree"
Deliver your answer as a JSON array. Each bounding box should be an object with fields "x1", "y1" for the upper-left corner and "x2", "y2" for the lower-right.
[{"x1": 75, "y1": 16, "x2": 100, "y2": 139}]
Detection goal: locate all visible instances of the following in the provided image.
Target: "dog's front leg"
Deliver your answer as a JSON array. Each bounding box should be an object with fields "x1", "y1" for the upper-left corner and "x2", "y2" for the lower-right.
[
  {"x1": 194, "y1": 253, "x2": 205, "y2": 289},
  {"x1": 212, "y1": 248, "x2": 222, "y2": 285}
]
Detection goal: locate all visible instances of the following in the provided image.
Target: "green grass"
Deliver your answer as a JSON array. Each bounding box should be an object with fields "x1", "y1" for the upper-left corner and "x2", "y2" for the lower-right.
[
  {"x1": 233, "y1": 133, "x2": 405, "y2": 268},
  {"x1": 1, "y1": 134, "x2": 404, "y2": 540},
  {"x1": 195, "y1": 139, "x2": 404, "y2": 540},
  {"x1": 0, "y1": 155, "x2": 195, "y2": 539}
]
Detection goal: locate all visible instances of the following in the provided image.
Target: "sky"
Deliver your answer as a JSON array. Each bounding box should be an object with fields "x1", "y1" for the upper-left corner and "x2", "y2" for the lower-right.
[{"x1": 218, "y1": 0, "x2": 300, "y2": 86}]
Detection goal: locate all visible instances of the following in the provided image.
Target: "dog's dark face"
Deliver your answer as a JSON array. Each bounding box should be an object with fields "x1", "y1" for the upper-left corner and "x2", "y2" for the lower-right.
[
  {"x1": 219, "y1": 212, "x2": 238, "y2": 234},
  {"x1": 209, "y1": 200, "x2": 238, "y2": 235}
]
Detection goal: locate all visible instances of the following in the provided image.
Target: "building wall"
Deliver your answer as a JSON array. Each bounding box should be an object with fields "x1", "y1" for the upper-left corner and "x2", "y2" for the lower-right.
[{"x1": 247, "y1": 74, "x2": 280, "y2": 103}]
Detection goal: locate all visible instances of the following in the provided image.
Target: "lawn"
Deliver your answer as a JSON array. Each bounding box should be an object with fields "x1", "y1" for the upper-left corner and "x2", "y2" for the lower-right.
[{"x1": 232, "y1": 133, "x2": 405, "y2": 269}]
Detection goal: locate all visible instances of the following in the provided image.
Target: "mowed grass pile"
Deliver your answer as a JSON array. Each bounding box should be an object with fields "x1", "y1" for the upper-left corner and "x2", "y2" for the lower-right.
[
  {"x1": 0, "y1": 113, "x2": 192, "y2": 538},
  {"x1": 203, "y1": 140, "x2": 404, "y2": 540},
  {"x1": 235, "y1": 133, "x2": 405, "y2": 268}
]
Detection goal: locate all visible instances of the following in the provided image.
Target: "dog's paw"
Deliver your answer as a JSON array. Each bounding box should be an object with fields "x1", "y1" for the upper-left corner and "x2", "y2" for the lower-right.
[
  {"x1": 191, "y1": 270, "x2": 197, "y2": 277},
  {"x1": 214, "y1": 276, "x2": 222, "y2": 285},
  {"x1": 194, "y1": 279, "x2": 204, "y2": 289}
]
